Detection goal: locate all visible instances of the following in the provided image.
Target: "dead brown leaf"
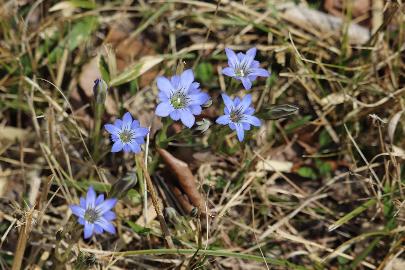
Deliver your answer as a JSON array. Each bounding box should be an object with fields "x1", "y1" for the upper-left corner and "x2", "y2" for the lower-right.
[{"x1": 157, "y1": 148, "x2": 207, "y2": 213}]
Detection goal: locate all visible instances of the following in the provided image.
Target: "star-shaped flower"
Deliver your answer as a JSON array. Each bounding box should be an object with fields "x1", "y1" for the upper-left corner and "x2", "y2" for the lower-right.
[
  {"x1": 70, "y1": 186, "x2": 117, "y2": 239},
  {"x1": 104, "y1": 112, "x2": 149, "y2": 153},
  {"x1": 222, "y1": 47, "x2": 270, "y2": 90},
  {"x1": 216, "y1": 93, "x2": 261, "y2": 141},
  {"x1": 155, "y1": 69, "x2": 210, "y2": 128}
]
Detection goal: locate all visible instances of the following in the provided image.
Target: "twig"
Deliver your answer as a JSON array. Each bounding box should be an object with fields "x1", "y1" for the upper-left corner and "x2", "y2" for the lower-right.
[{"x1": 136, "y1": 155, "x2": 174, "y2": 248}]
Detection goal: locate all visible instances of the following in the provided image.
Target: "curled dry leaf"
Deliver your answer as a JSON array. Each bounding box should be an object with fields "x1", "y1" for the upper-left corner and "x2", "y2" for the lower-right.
[
  {"x1": 324, "y1": 0, "x2": 371, "y2": 21},
  {"x1": 282, "y1": 5, "x2": 370, "y2": 44},
  {"x1": 388, "y1": 110, "x2": 404, "y2": 143},
  {"x1": 157, "y1": 148, "x2": 207, "y2": 213}
]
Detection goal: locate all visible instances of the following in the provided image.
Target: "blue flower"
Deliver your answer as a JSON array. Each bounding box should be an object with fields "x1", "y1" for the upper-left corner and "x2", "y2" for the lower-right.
[
  {"x1": 104, "y1": 112, "x2": 149, "y2": 153},
  {"x1": 70, "y1": 186, "x2": 117, "y2": 239},
  {"x1": 222, "y1": 47, "x2": 270, "y2": 90},
  {"x1": 216, "y1": 93, "x2": 261, "y2": 142},
  {"x1": 155, "y1": 69, "x2": 210, "y2": 128}
]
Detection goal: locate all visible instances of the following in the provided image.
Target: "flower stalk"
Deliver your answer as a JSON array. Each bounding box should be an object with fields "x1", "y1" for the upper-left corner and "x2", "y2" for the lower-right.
[{"x1": 136, "y1": 154, "x2": 174, "y2": 248}]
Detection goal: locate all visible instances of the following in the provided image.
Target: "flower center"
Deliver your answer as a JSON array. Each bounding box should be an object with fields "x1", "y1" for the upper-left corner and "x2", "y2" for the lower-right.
[
  {"x1": 235, "y1": 68, "x2": 246, "y2": 77},
  {"x1": 235, "y1": 62, "x2": 250, "y2": 77},
  {"x1": 119, "y1": 129, "x2": 134, "y2": 143},
  {"x1": 170, "y1": 91, "x2": 188, "y2": 109},
  {"x1": 84, "y1": 208, "x2": 99, "y2": 223},
  {"x1": 230, "y1": 108, "x2": 243, "y2": 123}
]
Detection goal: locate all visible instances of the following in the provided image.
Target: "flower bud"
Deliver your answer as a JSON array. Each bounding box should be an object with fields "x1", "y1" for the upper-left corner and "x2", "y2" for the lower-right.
[
  {"x1": 203, "y1": 99, "x2": 212, "y2": 108},
  {"x1": 164, "y1": 207, "x2": 181, "y2": 225},
  {"x1": 109, "y1": 170, "x2": 137, "y2": 199},
  {"x1": 195, "y1": 118, "x2": 211, "y2": 133},
  {"x1": 93, "y1": 78, "x2": 108, "y2": 104},
  {"x1": 258, "y1": 104, "x2": 299, "y2": 120}
]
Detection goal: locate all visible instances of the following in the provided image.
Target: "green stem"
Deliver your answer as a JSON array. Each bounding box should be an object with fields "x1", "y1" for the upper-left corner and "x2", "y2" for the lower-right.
[
  {"x1": 92, "y1": 103, "x2": 104, "y2": 161},
  {"x1": 92, "y1": 248, "x2": 307, "y2": 269}
]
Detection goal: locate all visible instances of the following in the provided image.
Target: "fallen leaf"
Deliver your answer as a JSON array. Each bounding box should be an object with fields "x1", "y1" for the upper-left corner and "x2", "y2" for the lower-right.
[
  {"x1": 256, "y1": 159, "x2": 293, "y2": 173},
  {"x1": 157, "y1": 148, "x2": 207, "y2": 213},
  {"x1": 0, "y1": 126, "x2": 29, "y2": 141},
  {"x1": 388, "y1": 110, "x2": 404, "y2": 143}
]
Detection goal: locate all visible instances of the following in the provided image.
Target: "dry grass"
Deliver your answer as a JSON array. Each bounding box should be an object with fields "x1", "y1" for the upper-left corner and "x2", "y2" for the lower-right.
[{"x1": 0, "y1": 0, "x2": 404, "y2": 269}]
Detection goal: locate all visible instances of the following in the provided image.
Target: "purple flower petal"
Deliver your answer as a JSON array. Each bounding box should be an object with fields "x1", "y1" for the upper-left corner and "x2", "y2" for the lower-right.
[
  {"x1": 180, "y1": 69, "x2": 194, "y2": 90},
  {"x1": 250, "y1": 68, "x2": 269, "y2": 77},
  {"x1": 70, "y1": 205, "x2": 85, "y2": 218},
  {"x1": 104, "y1": 124, "x2": 120, "y2": 135},
  {"x1": 244, "y1": 47, "x2": 257, "y2": 67},
  {"x1": 225, "y1": 48, "x2": 238, "y2": 68},
  {"x1": 111, "y1": 141, "x2": 123, "y2": 152},
  {"x1": 134, "y1": 127, "x2": 149, "y2": 137},
  {"x1": 96, "y1": 198, "x2": 117, "y2": 215},
  {"x1": 122, "y1": 112, "x2": 132, "y2": 129},
  {"x1": 157, "y1": 76, "x2": 173, "y2": 96},
  {"x1": 95, "y1": 194, "x2": 104, "y2": 205},
  {"x1": 155, "y1": 102, "x2": 173, "y2": 117},
  {"x1": 158, "y1": 91, "x2": 169, "y2": 102},
  {"x1": 216, "y1": 115, "x2": 231, "y2": 125},
  {"x1": 80, "y1": 197, "x2": 86, "y2": 208},
  {"x1": 180, "y1": 109, "x2": 195, "y2": 128},
  {"x1": 114, "y1": 119, "x2": 123, "y2": 128},
  {"x1": 170, "y1": 110, "x2": 180, "y2": 120},
  {"x1": 237, "y1": 52, "x2": 245, "y2": 62},
  {"x1": 78, "y1": 217, "x2": 85, "y2": 225},
  {"x1": 123, "y1": 144, "x2": 131, "y2": 152},
  {"x1": 235, "y1": 124, "x2": 245, "y2": 141},
  {"x1": 171, "y1": 75, "x2": 181, "y2": 89},
  {"x1": 221, "y1": 94, "x2": 234, "y2": 111},
  {"x1": 251, "y1": 60, "x2": 260, "y2": 68},
  {"x1": 135, "y1": 137, "x2": 145, "y2": 145},
  {"x1": 190, "y1": 105, "x2": 202, "y2": 115},
  {"x1": 241, "y1": 77, "x2": 252, "y2": 90},
  {"x1": 188, "y1": 82, "x2": 201, "y2": 94},
  {"x1": 86, "y1": 186, "x2": 96, "y2": 208},
  {"x1": 130, "y1": 142, "x2": 141, "y2": 153},
  {"x1": 239, "y1": 94, "x2": 252, "y2": 111},
  {"x1": 103, "y1": 211, "x2": 116, "y2": 221},
  {"x1": 95, "y1": 217, "x2": 116, "y2": 234},
  {"x1": 242, "y1": 123, "x2": 251, "y2": 130},
  {"x1": 84, "y1": 222, "x2": 94, "y2": 239},
  {"x1": 243, "y1": 115, "x2": 261, "y2": 127},
  {"x1": 222, "y1": 67, "x2": 236, "y2": 77},
  {"x1": 245, "y1": 107, "x2": 255, "y2": 115},
  {"x1": 94, "y1": 224, "x2": 103, "y2": 234},
  {"x1": 189, "y1": 92, "x2": 209, "y2": 106},
  {"x1": 131, "y1": 120, "x2": 140, "y2": 129}
]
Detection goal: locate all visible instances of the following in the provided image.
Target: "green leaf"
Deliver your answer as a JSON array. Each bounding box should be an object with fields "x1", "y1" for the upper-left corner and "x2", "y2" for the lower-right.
[
  {"x1": 127, "y1": 221, "x2": 151, "y2": 235},
  {"x1": 48, "y1": 16, "x2": 99, "y2": 63},
  {"x1": 126, "y1": 189, "x2": 141, "y2": 204},
  {"x1": 328, "y1": 199, "x2": 377, "y2": 231},
  {"x1": 110, "y1": 56, "x2": 164, "y2": 87},
  {"x1": 315, "y1": 159, "x2": 332, "y2": 177},
  {"x1": 297, "y1": 167, "x2": 317, "y2": 179},
  {"x1": 319, "y1": 129, "x2": 332, "y2": 147},
  {"x1": 195, "y1": 62, "x2": 214, "y2": 83},
  {"x1": 285, "y1": 115, "x2": 311, "y2": 133},
  {"x1": 98, "y1": 55, "x2": 110, "y2": 83}
]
